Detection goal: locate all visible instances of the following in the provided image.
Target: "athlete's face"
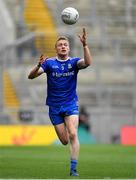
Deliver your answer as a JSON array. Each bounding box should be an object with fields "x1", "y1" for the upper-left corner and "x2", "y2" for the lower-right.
[{"x1": 55, "y1": 40, "x2": 70, "y2": 58}]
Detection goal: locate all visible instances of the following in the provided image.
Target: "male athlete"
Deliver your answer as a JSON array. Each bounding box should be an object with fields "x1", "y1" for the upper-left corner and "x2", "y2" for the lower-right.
[{"x1": 28, "y1": 28, "x2": 92, "y2": 176}]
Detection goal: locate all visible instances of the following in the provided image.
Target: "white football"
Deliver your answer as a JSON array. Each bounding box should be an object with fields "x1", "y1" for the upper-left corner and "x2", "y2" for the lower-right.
[{"x1": 61, "y1": 7, "x2": 79, "y2": 25}]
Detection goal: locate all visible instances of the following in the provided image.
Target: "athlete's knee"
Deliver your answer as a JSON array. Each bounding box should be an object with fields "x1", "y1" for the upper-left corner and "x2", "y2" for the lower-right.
[
  {"x1": 61, "y1": 139, "x2": 69, "y2": 145},
  {"x1": 59, "y1": 136, "x2": 69, "y2": 145},
  {"x1": 69, "y1": 131, "x2": 77, "y2": 141}
]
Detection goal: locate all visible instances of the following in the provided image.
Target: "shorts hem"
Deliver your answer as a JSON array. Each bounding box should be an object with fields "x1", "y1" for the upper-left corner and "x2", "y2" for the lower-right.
[{"x1": 65, "y1": 113, "x2": 79, "y2": 117}]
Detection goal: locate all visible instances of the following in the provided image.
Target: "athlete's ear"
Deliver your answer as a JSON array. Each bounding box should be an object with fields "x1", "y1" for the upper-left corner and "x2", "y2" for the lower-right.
[{"x1": 54, "y1": 46, "x2": 57, "y2": 54}]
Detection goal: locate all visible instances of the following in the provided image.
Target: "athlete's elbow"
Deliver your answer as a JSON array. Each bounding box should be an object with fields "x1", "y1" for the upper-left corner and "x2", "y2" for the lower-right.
[
  {"x1": 88, "y1": 58, "x2": 93, "y2": 66},
  {"x1": 85, "y1": 58, "x2": 92, "y2": 66},
  {"x1": 28, "y1": 74, "x2": 34, "y2": 79},
  {"x1": 85, "y1": 61, "x2": 91, "y2": 66}
]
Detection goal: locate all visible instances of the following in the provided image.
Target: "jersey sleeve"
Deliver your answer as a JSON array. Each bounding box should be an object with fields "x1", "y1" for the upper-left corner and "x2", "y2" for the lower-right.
[
  {"x1": 73, "y1": 57, "x2": 81, "y2": 69},
  {"x1": 71, "y1": 57, "x2": 80, "y2": 65},
  {"x1": 41, "y1": 60, "x2": 48, "y2": 73},
  {"x1": 75, "y1": 57, "x2": 81, "y2": 63}
]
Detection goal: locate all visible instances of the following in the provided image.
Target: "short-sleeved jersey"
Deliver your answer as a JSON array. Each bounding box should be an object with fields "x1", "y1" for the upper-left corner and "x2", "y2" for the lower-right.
[{"x1": 41, "y1": 57, "x2": 80, "y2": 106}]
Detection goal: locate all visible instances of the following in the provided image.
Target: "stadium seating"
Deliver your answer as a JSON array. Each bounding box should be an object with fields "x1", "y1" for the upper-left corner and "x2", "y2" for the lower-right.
[
  {"x1": 24, "y1": 0, "x2": 58, "y2": 56},
  {"x1": 3, "y1": 71, "x2": 20, "y2": 108}
]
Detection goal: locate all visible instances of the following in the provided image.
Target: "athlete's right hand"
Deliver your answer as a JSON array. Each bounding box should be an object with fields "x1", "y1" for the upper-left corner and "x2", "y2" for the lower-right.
[{"x1": 38, "y1": 54, "x2": 48, "y2": 65}]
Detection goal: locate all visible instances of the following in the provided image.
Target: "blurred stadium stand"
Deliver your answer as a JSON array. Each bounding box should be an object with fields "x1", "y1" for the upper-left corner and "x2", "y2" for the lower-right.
[{"x1": 0, "y1": 0, "x2": 136, "y2": 143}]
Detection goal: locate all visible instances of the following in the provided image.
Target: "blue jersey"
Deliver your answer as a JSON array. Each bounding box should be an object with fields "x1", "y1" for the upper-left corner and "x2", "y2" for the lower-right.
[{"x1": 41, "y1": 57, "x2": 81, "y2": 106}]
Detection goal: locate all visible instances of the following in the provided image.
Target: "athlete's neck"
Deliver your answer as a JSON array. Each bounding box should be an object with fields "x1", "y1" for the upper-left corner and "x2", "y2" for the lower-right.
[{"x1": 57, "y1": 54, "x2": 69, "y2": 60}]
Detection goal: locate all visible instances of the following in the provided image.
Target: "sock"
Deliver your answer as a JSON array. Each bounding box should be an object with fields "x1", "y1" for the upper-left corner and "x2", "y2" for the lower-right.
[{"x1": 70, "y1": 159, "x2": 77, "y2": 171}]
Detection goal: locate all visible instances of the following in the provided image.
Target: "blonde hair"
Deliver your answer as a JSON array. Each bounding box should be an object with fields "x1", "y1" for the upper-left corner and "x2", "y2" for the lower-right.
[{"x1": 55, "y1": 36, "x2": 69, "y2": 48}]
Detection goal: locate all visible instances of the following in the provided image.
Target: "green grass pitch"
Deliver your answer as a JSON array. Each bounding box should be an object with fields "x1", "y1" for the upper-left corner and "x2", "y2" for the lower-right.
[{"x1": 0, "y1": 144, "x2": 136, "y2": 179}]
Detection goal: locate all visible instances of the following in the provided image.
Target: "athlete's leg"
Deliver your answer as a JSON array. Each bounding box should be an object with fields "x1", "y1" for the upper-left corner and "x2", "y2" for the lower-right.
[
  {"x1": 65, "y1": 115, "x2": 80, "y2": 160},
  {"x1": 49, "y1": 106, "x2": 69, "y2": 145},
  {"x1": 54, "y1": 123, "x2": 69, "y2": 145},
  {"x1": 65, "y1": 115, "x2": 79, "y2": 176}
]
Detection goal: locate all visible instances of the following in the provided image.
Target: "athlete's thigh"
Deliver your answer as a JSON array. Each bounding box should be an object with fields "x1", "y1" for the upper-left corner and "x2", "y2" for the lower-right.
[
  {"x1": 65, "y1": 115, "x2": 79, "y2": 134},
  {"x1": 54, "y1": 123, "x2": 69, "y2": 145}
]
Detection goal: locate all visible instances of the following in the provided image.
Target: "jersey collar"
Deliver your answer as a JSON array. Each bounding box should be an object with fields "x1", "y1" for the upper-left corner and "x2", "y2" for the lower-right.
[{"x1": 56, "y1": 56, "x2": 70, "y2": 62}]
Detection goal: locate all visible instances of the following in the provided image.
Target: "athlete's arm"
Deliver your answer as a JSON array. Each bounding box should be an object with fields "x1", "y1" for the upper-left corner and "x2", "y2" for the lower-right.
[
  {"x1": 77, "y1": 28, "x2": 92, "y2": 69},
  {"x1": 28, "y1": 55, "x2": 47, "y2": 79}
]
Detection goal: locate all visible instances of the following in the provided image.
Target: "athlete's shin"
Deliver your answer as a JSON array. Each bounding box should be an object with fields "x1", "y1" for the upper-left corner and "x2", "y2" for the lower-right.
[
  {"x1": 69, "y1": 130, "x2": 80, "y2": 160},
  {"x1": 69, "y1": 132, "x2": 80, "y2": 175}
]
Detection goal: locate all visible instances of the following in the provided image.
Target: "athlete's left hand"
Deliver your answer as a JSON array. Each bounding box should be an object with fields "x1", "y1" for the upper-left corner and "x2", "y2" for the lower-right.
[{"x1": 78, "y1": 28, "x2": 87, "y2": 47}]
